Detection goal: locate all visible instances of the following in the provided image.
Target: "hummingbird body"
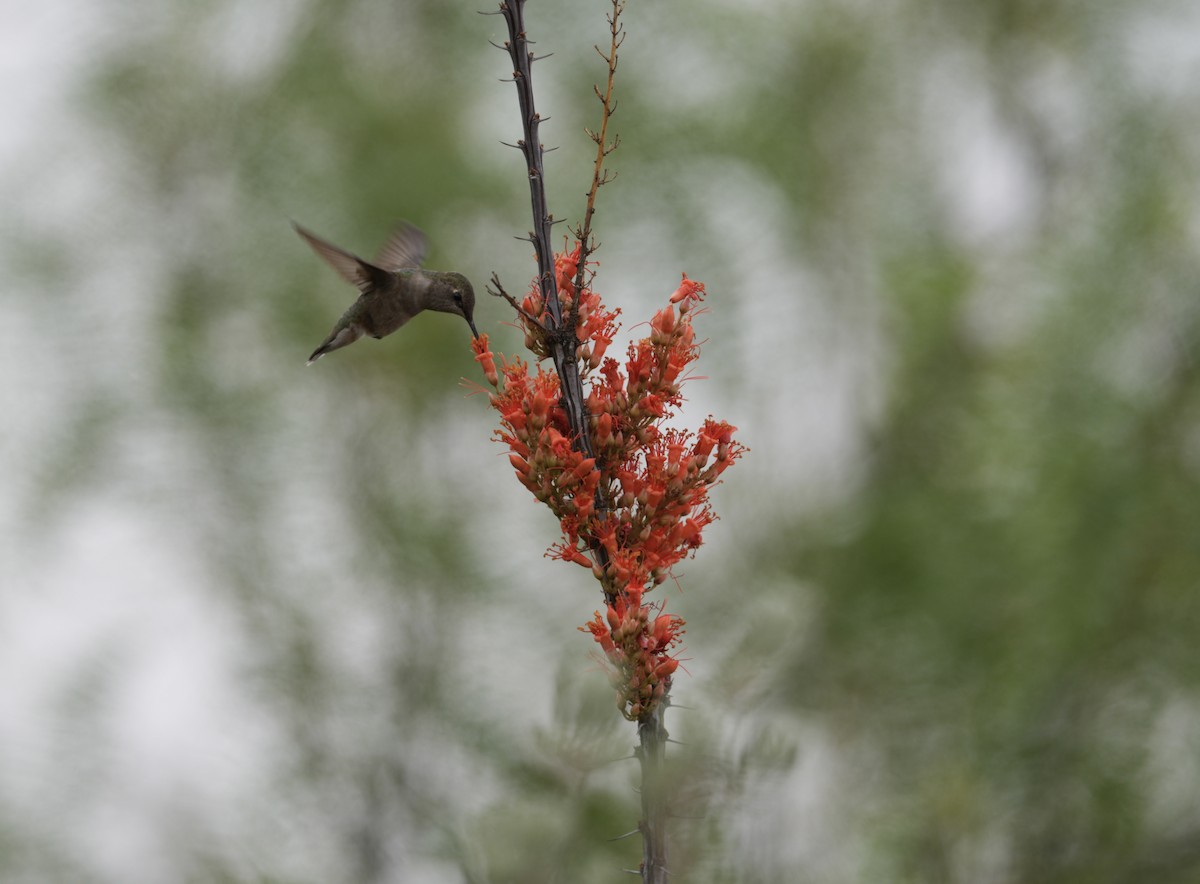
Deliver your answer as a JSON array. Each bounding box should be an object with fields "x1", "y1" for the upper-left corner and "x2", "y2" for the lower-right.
[{"x1": 294, "y1": 222, "x2": 478, "y2": 364}]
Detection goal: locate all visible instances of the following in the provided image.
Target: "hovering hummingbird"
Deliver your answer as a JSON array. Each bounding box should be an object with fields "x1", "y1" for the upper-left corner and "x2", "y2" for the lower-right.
[{"x1": 294, "y1": 221, "x2": 479, "y2": 365}]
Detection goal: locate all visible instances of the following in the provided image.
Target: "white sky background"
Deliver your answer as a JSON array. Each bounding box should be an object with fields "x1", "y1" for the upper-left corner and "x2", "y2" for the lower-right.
[
  {"x1": 0, "y1": 7, "x2": 296, "y2": 879},
  {"x1": 4, "y1": 0, "x2": 1200, "y2": 880}
]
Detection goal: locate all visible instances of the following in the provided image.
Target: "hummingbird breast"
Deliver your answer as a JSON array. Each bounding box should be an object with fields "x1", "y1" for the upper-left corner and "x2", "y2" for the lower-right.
[{"x1": 363, "y1": 272, "x2": 427, "y2": 337}]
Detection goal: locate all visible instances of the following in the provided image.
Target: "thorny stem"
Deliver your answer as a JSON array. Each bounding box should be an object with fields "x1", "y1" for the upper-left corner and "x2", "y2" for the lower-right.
[
  {"x1": 489, "y1": 0, "x2": 616, "y2": 585},
  {"x1": 568, "y1": 0, "x2": 625, "y2": 331},
  {"x1": 637, "y1": 707, "x2": 669, "y2": 884},
  {"x1": 489, "y1": 1, "x2": 589, "y2": 451},
  {"x1": 488, "y1": 272, "x2": 543, "y2": 328}
]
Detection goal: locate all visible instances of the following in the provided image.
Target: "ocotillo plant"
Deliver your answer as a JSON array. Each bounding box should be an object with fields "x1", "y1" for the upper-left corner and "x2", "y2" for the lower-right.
[{"x1": 477, "y1": 2, "x2": 745, "y2": 879}]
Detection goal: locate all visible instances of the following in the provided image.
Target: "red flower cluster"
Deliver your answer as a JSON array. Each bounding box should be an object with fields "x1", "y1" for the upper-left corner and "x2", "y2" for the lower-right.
[
  {"x1": 512, "y1": 243, "x2": 621, "y2": 374},
  {"x1": 473, "y1": 246, "x2": 744, "y2": 719},
  {"x1": 582, "y1": 582, "x2": 684, "y2": 720}
]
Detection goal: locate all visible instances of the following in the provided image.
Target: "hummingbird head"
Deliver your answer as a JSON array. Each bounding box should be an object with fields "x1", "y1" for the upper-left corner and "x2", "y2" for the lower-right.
[{"x1": 436, "y1": 272, "x2": 479, "y2": 339}]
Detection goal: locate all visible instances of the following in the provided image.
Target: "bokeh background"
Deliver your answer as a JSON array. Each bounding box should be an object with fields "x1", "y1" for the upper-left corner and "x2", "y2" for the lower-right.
[{"x1": 4, "y1": 1, "x2": 1200, "y2": 881}]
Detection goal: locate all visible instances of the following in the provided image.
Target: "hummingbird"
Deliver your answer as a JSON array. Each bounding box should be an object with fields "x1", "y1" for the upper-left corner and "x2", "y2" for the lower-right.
[{"x1": 294, "y1": 221, "x2": 479, "y2": 365}]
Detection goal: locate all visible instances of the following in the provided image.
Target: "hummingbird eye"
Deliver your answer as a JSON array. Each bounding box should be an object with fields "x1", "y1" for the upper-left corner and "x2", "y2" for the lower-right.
[{"x1": 453, "y1": 290, "x2": 463, "y2": 305}]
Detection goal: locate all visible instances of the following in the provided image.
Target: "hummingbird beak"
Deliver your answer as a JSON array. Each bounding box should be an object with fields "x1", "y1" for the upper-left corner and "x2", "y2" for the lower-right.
[{"x1": 467, "y1": 317, "x2": 480, "y2": 339}]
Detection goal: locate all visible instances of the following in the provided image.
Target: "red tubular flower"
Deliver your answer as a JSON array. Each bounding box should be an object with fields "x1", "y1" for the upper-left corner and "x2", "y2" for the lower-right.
[
  {"x1": 555, "y1": 243, "x2": 582, "y2": 293},
  {"x1": 650, "y1": 615, "x2": 677, "y2": 647},
  {"x1": 530, "y1": 389, "x2": 552, "y2": 422},
  {"x1": 499, "y1": 400, "x2": 527, "y2": 432},
  {"x1": 669, "y1": 272, "x2": 706, "y2": 305},
  {"x1": 562, "y1": 545, "x2": 592, "y2": 568},
  {"x1": 599, "y1": 358, "x2": 624, "y2": 392},
  {"x1": 588, "y1": 337, "x2": 610, "y2": 369},
  {"x1": 522, "y1": 291, "x2": 544, "y2": 322},
  {"x1": 582, "y1": 612, "x2": 618, "y2": 656},
  {"x1": 472, "y1": 334, "x2": 499, "y2": 387},
  {"x1": 594, "y1": 412, "x2": 614, "y2": 445},
  {"x1": 667, "y1": 439, "x2": 686, "y2": 468}
]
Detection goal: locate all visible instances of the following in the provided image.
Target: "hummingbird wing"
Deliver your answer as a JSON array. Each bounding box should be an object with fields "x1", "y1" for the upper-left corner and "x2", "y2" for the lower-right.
[
  {"x1": 374, "y1": 223, "x2": 428, "y2": 271},
  {"x1": 293, "y1": 223, "x2": 391, "y2": 292}
]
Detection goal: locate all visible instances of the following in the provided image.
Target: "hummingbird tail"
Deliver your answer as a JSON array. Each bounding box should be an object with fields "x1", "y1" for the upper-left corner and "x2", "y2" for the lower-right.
[{"x1": 306, "y1": 324, "x2": 363, "y2": 365}]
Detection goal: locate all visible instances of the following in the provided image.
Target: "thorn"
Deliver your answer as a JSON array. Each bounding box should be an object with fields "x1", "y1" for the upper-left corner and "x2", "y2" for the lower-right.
[
  {"x1": 487, "y1": 39, "x2": 508, "y2": 50},
  {"x1": 544, "y1": 145, "x2": 560, "y2": 152},
  {"x1": 608, "y1": 829, "x2": 640, "y2": 842},
  {"x1": 597, "y1": 753, "x2": 638, "y2": 767},
  {"x1": 499, "y1": 140, "x2": 522, "y2": 149},
  {"x1": 530, "y1": 52, "x2": 554, "y2": 62}
]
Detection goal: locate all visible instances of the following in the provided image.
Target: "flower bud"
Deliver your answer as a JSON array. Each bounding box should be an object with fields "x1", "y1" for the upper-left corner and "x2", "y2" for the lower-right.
[
  {"x1": 654, "y1": 658, "x2": 678, "y2": 679},
  {"x1": 650, "y1": 306, "x2": 676, "y2": 338}
]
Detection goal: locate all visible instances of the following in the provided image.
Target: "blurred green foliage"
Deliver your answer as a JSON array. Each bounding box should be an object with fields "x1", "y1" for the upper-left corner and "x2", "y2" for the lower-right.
[{"x1": 6, "y1": 0, "x2": 1200, "y2": 882}]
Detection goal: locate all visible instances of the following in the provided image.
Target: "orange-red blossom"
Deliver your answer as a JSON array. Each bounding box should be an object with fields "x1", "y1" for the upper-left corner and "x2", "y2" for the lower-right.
[{"x1": 473, "y1": 246, "x2": 744, "y2": 720}]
